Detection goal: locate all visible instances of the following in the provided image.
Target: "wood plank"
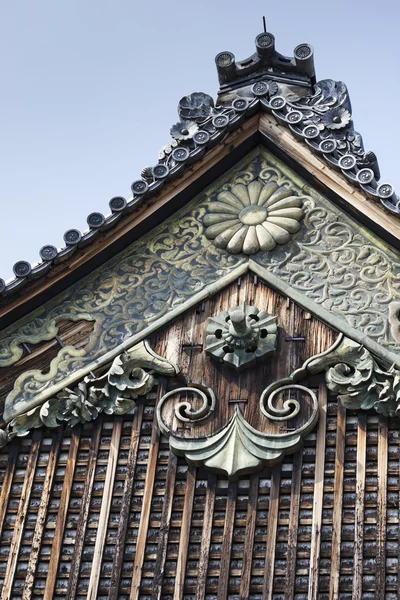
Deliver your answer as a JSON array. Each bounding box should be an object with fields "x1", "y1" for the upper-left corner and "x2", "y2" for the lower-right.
[
  {"x1": 87, "y1": 417, "x2": 123, "y2": 600},
  {"x1": 0, "y1": 441, "x2": 18, "y2": 539},
  {"x1": 239, "y1": 475, "x2": 259, "y2": 600},
  {"x1": 109, "y1": 407, "x2": 144, "y2": 600},
  {"x1": 308, "y1": 383, "x2": 328, "y2": 600},
  {"x1": 259, "y1": 113, "x2": 400, "y2": 243},
  {"x1": 129, "y1": 384, "x2": 165, "y2": 600},
  {"x1": 217, "y1": 480, "x2": 238, "y2": 599},
  {"x1": 22, "y1": 428, "x2": 63, "y2": 600},
  {"x1": 43, "y1": 427, "x2": 80, "y2": 600},
  {"x1": 376, "y1": 414, "x2": 388, "y2": 599},
  {"x1": 284, "y1": 451, "x2": 303, "y2": 600},
  {"x1": 66, "y1": 418, "x2": 103, "y2": 600},
  {"x1": 173, "y1": 466, "x2": 196, "y2": 600},
  {"x1": 262, "y1": 465, "x2": 281, "y2": 600},
  {"x1": 195, "y1": 473, "x2": 217, "y2": 600},
  {"x1": 329, "y1": 400, "x2": 346, "y2": 600},
  {"x1": 352, "y1": 411, "x2": 367, "y2": 600},
  {"x1": 151, "y1": 451, "x2": 178, "y2": 600},
  {"x1": 1, "y1": 429, "x2": 42, "y2": 600}
]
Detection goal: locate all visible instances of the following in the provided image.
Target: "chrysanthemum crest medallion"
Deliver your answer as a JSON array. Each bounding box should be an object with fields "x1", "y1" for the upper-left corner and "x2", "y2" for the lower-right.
[{"x1": 203, "y1": 180, "x2": 305, "y2": 254}]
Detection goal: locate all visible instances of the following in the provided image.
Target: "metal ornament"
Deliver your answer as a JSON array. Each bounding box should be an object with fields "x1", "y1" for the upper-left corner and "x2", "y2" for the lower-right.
[{"x1": 205, "y1": 303, "x2": 277, "y2": 370}]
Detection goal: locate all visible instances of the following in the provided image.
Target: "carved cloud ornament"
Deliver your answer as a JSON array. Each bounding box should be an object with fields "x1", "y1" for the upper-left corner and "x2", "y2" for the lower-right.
[
  {"x1": 203, "y1": 180, "x2": 304, "y2": 254},
  {"x1": 157, "y1": 383, "x2": 318, "y2": 480},
  {"x1": 0, "y1": 341, "x2": 177, "y2": 447},
  {"x1": 205, "y1": 303, "x2": 277, "y2": 370}
]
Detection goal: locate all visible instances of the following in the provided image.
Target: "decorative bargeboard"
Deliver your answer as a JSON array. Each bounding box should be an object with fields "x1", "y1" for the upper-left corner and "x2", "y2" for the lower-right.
[{"x1": 3, "y1": 147, "x2": 400, "y2": 424}]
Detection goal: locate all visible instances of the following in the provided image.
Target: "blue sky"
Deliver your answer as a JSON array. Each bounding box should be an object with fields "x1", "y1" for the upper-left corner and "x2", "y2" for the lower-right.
[{"x1": 1, "y1": 0, "x2": 399, "y2": 281}]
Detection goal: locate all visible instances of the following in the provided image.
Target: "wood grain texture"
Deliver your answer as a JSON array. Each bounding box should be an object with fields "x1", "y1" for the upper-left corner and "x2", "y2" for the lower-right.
[
  {"x1": 376, "y1": 415, "x2": 388, "y2": 600},
  {"x1": 195, "y1": 473, "x2": 217, "y2": 600},
  {"x1": 1, "y1": 430, "x2": 41, "y2": 600},
  {"x1": 308, "y1": 384, "x2": 328, "y2": 600},
  {"x1": 43, "y1": 427, "x2": 80, "y2": 600},
  {"x1": 352, "y1": 412, "x2": 367, "y2": 600},
  {"x1": 66, "y1": 418, "x2": 102, "y2": 600},
  {"x1": 173, "y1": 465, "x2": 196, "y2": 600},
  {"x1": 22, "y1": 428, "x2": 62, "y2": 600},
  {"x1": 87, "y1": 418, "x2": 122, "y2": 600},
  {"x1": 329, "y1": 400, "x2": 346, "y2": 600},
  {"x1": 217, "y1": 480, "x2": 237, "y2": 599},
  {"x1": 284, "y1": 451, "x2": 303, "y2": 600},
  {"x1": 239, "y1": 475, "x2": 258, "y2": 600},
  {"x1": 262, "y1": 465, "x2": 281, "y2": 600}
]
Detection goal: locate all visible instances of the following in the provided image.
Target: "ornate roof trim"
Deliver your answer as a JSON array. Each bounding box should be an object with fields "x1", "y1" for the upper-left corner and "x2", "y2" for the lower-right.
[{"x1": 1, "y1": 34, "x2": 398, "y2": 302}]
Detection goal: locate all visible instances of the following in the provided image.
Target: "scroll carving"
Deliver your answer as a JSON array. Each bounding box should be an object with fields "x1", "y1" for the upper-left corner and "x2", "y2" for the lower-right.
[
  {"x1": 1, "y1": 341, "x2": 177, "y2": 446},
  {"x1": 3, "y1": 149, "x2": 400, "y2": 422},
  {"x1": 157, "y1": 382, "x2": 319, "y2": 480}
]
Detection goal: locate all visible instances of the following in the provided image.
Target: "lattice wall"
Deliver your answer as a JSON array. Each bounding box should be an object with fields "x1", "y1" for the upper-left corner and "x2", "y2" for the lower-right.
[{"x1": 0, "y1": 389, "x2": 398, "y2": 600}]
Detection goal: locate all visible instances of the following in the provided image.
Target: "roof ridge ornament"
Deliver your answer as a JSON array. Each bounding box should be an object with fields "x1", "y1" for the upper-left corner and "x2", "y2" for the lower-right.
[{"x1": 1, "y1": 31, "x2": 398, "y2": 302}]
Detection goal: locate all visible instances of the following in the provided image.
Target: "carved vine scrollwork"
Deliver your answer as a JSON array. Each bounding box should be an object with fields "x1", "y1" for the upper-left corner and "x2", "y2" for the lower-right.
[
  {"x1": 0, "y1": 341, "x2": 177, "y2": 446},
  {"x1": 156, "y1": 385, "x2": 216, "y2": 435}
]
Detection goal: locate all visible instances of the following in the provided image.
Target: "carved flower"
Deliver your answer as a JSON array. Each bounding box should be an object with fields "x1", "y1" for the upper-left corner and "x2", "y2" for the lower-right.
[
  {"x1": 40, "y1": 381, "x2": 101, "y2": 428},
  {"x1": 178, "y1": 92, "x2": 214, "y2": 121},
  {"x1": 203, "y1": 180, "x2": 304, "y2": 255},
  {"x1": 170, "y1": 120, "x2": 199, "y2": 141},
  {"x1": 322, "y1": 108, "x2": 351, "y2": 130},
  {"x1": 375, "y1": 368, "x2": 400, "y2": 418}
]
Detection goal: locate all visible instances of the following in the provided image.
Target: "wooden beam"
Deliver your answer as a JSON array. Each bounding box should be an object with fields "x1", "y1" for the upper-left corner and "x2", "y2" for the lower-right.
[
  {"x1": 173, "y1": 466, "x2": 196, "y2": 600},
  {"x1": 151, "y1": 452, "x2": 178, "y2": 600},
  {"x1": 129, "y1": 385, "x2": 164, "y2": 600},
  {"x1": 308, "y1": 384, "x2": 328, "y2": 600},
  {"x1": 376, "y1": 415, "x2": 388, "y2": 599},
  {"x1": 1, "y1": 430, "x2": 42, "y2": 600},
  {"x1": 352, "y1": 412, "x2": 367, "y2": 600},
  {"x1": 284, "y1": 451, "x2": 303, "y2": 600},
  {"x1": 262, "y1": 465, "x2": 281, "y2": 600},
  {"x1": 239, "y1": 475, "x2": 259, "y2": 600},
  {"x1": 43, "y1": 427, "x2": 80, "y2": 600},
  {"x1": 109, "y1": 407, "x2": 144, "y2": 600},
  {"x1": 0, "y1": 442, "x2": 18, "y2": 540},
  {"x1": 259, "y1": 113, "x2": 400, "y2": 244},
  {"x1": 66, "y1": 418, "x2": 103, "y2": 600},
  {"x1": 195, "y1": 473, "x2": 217, "y2": 600},
  {"x1": 329, "y1": 400, "x2": 346, "y2": 600},
  {"x1": 217, "y1": 480, "x2": 238, "y2": 599},
  {"x1": 87, "y1": 417, "x2": 122, "y2": 600},
  {"x1": 22, "y1": 429, "x2": 63, "y2": 600}
]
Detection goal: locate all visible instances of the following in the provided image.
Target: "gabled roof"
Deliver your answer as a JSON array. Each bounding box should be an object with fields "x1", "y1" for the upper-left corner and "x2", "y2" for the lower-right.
[{"x1": 1, "y1": 29, "x2": 399, "y2": 320}]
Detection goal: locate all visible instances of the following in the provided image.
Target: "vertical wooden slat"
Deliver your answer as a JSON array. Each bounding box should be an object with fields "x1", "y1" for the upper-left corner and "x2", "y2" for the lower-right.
[
  {"x1": 1, "y1": 430, "x2": 42, "y2": 600},
  {"x1": 22, "y1": 429, "x2": 63, "y2": 600},
  {"x1": 329, "y1": 401, "x2": 346, "y2": 600},
  {"x1": 376, "y1": 414, "x2": 388, "y2": 599},
  {"x1": 284, "y1": 451, "x2": 303, "y2": 600},
  {"x1": 308, "y1": 383, "x2": 328, "y2": 600},
  {"x1": 239, "y1": 475, "x2": 259, "y2": 600},
  {"x1": 151, "y1": 451, "x2": 178, "y2": 600},
  {"x1": 0, "y1": 442, "x2": 18, "y2": 539},
  {"x1": 262, "y1": 465, "x2": 281, "y2": 600},
  {"x1": 87, "y1": 417, "x2": 123, "y2": 600},
  {"x1": 195, "y1": 473, "x2": 217, "y2": 600},
  {"x1": 173, "y1": 465, "x2": 196, "y2": 600},
  {"x1": 217, "y1": 480, "x2": 238, "y2": 599},
  {"x1": 109, "y1": 407, "x2": 144, "y2": 600},
  {"x1": 352, "y1": 411, "x2": 367, "y2": 600},
  {"x1": 66, "y1": 418, "x2": 103, "y2": 600},
  {"x1": 130, "y1": 384, "x2": 164, "y2": 600},
  {"x1": 43, "y1": 427, "x2": 80, "y2": 600}
]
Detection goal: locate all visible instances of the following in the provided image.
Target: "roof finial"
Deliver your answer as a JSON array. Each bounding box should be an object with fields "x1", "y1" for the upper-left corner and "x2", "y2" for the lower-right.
[{"x1": 262, "y1": 16, "x2": 267, "y2": 33}]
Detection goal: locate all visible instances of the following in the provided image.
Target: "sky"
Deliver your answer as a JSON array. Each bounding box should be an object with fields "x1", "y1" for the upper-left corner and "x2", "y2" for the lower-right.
[{"x1": 0, "y1": 0, "x2": 399, "y2": 281}]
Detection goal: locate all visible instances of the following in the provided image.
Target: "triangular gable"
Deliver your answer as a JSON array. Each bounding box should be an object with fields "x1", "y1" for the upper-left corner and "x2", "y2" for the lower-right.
[{"x1": 2, "y1": 146, "x2": 400, "y2": 424}]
